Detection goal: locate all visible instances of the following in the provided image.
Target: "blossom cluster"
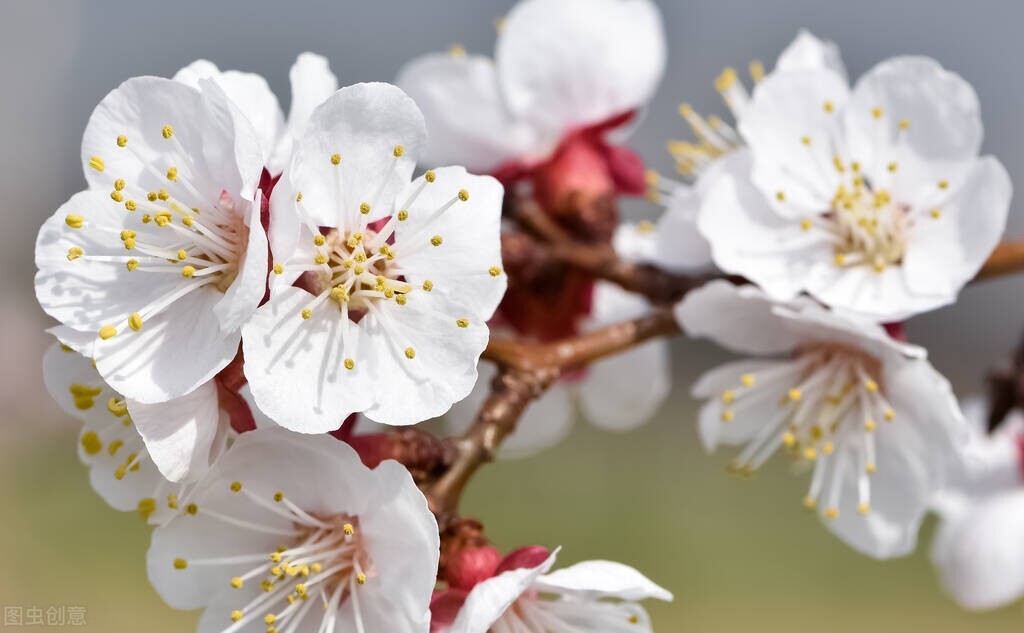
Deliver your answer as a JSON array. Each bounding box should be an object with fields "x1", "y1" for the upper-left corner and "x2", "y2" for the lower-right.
[{"x1": 32, "y1": 0, "x2": 1024, "y2": 628}]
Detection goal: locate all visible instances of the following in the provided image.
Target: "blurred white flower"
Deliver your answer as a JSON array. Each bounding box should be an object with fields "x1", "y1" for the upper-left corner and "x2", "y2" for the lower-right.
[
  {"x1": 442, "y1": 547, "x2": 671, "y2": 633},
  {"x1": 35, "y1": 76, "x2": 268, "y2": 403},
  {"x1": 242, "y1": 83, "x2": 506, "y2": 432},
  {"x1": 41, "y1": 332, "x2": 256, "y2": 524},
  {"x1": 697, "y1": 54, "x2": 1010, "y2": 321},
  {"x1": 396, "y1": 0, "x2": 665, "y2": 176},
  {"x1": 647, "y1": 30, "x2": 847, "y2": 272},
  {"x1": 677, "y1": 280, "x2": 966, "y2": 558},
  {"x1": 174, "y1": 53, "x2": 339, "y2": 173},
  {"x1": 930, "y1": 399, "x2": 1024, "y2": 610},
  {"x1": 445, "y1": 224, "x2": 671, "y2": 458},
  {"x1": 147, "y1": 428, "x2": 439, "y2": 633}
]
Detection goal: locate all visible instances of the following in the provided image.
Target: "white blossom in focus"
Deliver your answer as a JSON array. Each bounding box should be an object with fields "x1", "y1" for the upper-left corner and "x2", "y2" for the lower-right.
[
  {"x1": 931, "y1": 399, "x2": 1024, "y2": 610},
  {"x1": 446, "y1": 549, "x2": 671, "y2": 633},
  {"x1": 174, "y1": 53, "x2": 339, "y2": 173},
  {"x1": 34, "y1": 76, "x2": 268, "y2": 403},
  {"x1": 696, "y1": 54, "x2": 1010, "y2": 321},
  {"x1": 677, "y1": 280, "x2": 966, "y2": 558},
  {"x1": 147, "y1": 427, "x2": 439, "y2": 633},
  {"x1": 242, "y1": 83, "x2": 506, "y2": 433}
]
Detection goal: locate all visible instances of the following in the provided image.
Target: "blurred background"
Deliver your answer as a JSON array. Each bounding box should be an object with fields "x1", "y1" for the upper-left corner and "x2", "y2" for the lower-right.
[{"x1": 2, "y1": 0, "x2": 1024, "y2": 630}]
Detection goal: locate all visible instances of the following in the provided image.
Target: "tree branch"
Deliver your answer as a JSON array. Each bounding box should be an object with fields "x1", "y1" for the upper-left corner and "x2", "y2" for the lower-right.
[{"x1": 976, "y1": 237, "x2": 1024, "y2": 281}]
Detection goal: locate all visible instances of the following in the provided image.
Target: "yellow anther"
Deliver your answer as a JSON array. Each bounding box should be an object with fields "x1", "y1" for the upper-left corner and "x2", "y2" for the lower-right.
[
  {"x1": 125, "y1": 199, "x2": 137, "y2": 211},
  {"x1": 884, "y1": 408, "x2": 896, "y2": 421},
  {"x1": 857, "y1": 502, "x2": 871, "y2": 515},
  {"x1": 788, "y1": 388, "x2": 802, "y2": 401},
  {"x1": 749, "y1": 60, "x2": 765, "y2": 83},
  {"x1": 147, "y1": 191, "x2": 158, "y2": 202},
  {"x1": 720, "y1": 409, "x2": 735, "y2": 422},
  {"x1": 231, "y1": 577, "x2": 243, "y2": 589},
  {"x1": 931, "y1": 208, "x2": 942, "y2": 219},
  {"x1": 185, "y1": 503, "x2": 198, "y2": 515},
  {"x1": 360, "y1": 202, "x2": 371, "y2": 215},
  {"x1": 404, "y1": 347, "x2": 416, "y2": 359},
  {"x1": 834, "y1": 253, "x2": 846, "y2": 266},
  {"x1": 158, "y1": 188, "x2": 169, "y2": 201},
  {"x1": 230, "y1": 481, "x2": 242, "y2": 493},
  {"x1": 126, "y1": 258, "x2": 139, "y2": 271},
  {"x1": 397, "y1": 209, "x2": 409, "y2": 221},
  {"x1": 301, "y1": 309, "x2": 312, "y2": 320},
  {"x1": 776, "y1": 191, "x2": 786, "y2": 202},
  {"x1": 800, "y1": 218, "x2": 813, "y2": 231},
  {"x1": 80, "y1": 431, "x2": 103, "y2": 455},
  {"x1": 270, "y1": 566, "x2": 282, "y2": 577},
  {"x1": 264, "y1": 614, "x2": 276, "y2": 625},
  {"x1": 313, "y1": 234, "x2": 326, "y2": 246},
  {"x1": 431, "y1": 235, "x2": 443, "y2": 247},
  {"x1": 273, "y1": 263, "x2": 283, "y2": 274},
  {"x1": 823, "y1": 442, "x2": 835, "y2": 455},
  {"x1": 424, "y1": 170, "x2": 436, "y2": 183},
  {"x1": 162, "y1": 125, "x2": 174, "y2": 139},
  {"x1": 99, "y1": 325, "x2": 118, "y2": 340},
  {"x1": 296, "y1": 192, "x2": 303, "y2": 202},
  {"x1": 824, "y1": 507, "x2": 839, "y2": 520},
  {"x1": 866, "y1": 463, "x2": 877, "y2": 473},
  {"x1": 167, "y1": 494, "x2": 178, "y2": 509},
  {"x1": 458, "y1": 189, "x2": 469, "y2": 201},
  {"x1": 938, "y1": 179, "x2": 949, "y2": 190},
  {"x1": 456, "y1": 318, "x2": 470, "y2": 328},
  {"x1": 393, "y1": 145, "x2": 404, "y2": 157},
  {"x1": 833, "y1": 156, "x2": 845, "y2": 172},
  {"x1": 722, "y1": 390, "x2": 735, "y2": 404},
  {"x1": 113, "y1": 178, "x2": 126, "y2": 191},
  {"x1": 356, "y1": 573, "x2": 367, "y2": 585},
  {"x1": 864, "y1": 418, "x2": 877, "y2": 432},
  {"x1": 800, "y1": 136, "x2": 811, "y2": 146},
  {"x1": 273, "y1": 491, "x2": 284, "y2": 502},
  {"x1": 344, "y1": 358, "x2": 355, "y2": 370},
  {"x1": 173, "y1": 558, "x2": 188, "y2": 570},
  {"x1": 343, "y1": 523, "x2": 355, "y2": 535},
  {"x1": 66, "y1": 246, "x2": 84, "y2": 261},
  {"x1": 823, "y1": 101, "x2": 835, "y2": 113},
  {"x1": 330, "y1": 153, "x2": 341, "y2": 165},
  {"x1": 88, "y1": 156, "x2": 105, "y2": 171},
  {"x1": 887, "y1": 162, "x2": 898, "y2": 172},
  {"x1": 181, "y1": 265, "x2": 196, "y2": 278},
  {"x1": 781, "y1": 432, "x2": 796, "y2": 447},
  {"x1": 395, "y1": 294, "x2": 407, "y2": 305},
  {"x1": 803, "y1": 496, "x2": 817, "y2": 509},
  {"x1": 314, "y1": 253, "x2": 328, "y2": 265},
  {"x1": 167, "y1": 166, "x2": 178, "y2": 181},
  {"x1": 128, "y1": 313, "x2": 143, "y2": 332},
  {"x1": 311, "y1": 563, "x2": 322, "y2": 573},
  {"x1": 714, "y1": 67, "x2": 738, "y2": 92},
  {"x1": 741, "y1": 374, "x2": 755, "y2": 387},
  {"x1": 261, "y1": 580, "x2": 274, "y2": 592},
  {"x1": 449, "y1": 43, "x2": 466, "y2": 57},
  {"x1": 803, "y1": 447, "x2": 818, "y2": 461},
  {"x1": 108, "y1": 439, "x2": 124, "y2": 455},
  {"x1": 871, "y1": 106, "x2": 883, "y2": 119},
  {"x1": 65, "y1": 214, "x2": 84, "y2": 229},
  {"x1": 864, "y1": 379, "x2": 878, "y2": 392},
  {"x1": 182, "y1": 216, "x2": 194, "y2": 227},
  {"x1": 488, "y1": 266, "x2": 502, "y2": 277},
  {"x1": 138, "y1": 498, "x2": 156, "y2": 520},
  {"x1": 899, "y1": 118, "x2": 910, "y2": 130},
  {"x1": 354, "y1": 265, "x2": 365, "y2": 274},
  {"x1": 174, "y1": 249, "x2": 187, "y2": 261},
  {"x1": 116, "y1": 135, "x2": 128, "y2": 147},
  {"x1": 231, "y1": 611, "x2": 243, "y2": 622}
]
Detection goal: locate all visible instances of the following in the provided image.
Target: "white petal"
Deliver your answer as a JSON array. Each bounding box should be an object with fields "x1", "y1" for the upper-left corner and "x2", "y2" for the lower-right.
[
  {"x1": 692, "y1": 359, "x2": 793, "y2": 452},
  {"x1": 496, "y1": 0, "x2": 665, "y2": 136},
  {"x1": 127, "y1": 380, "x2": 220, "y2": 483},
  {"x1": 213, "y1": 196, "x2": 269, "y2": 334},
  {"x1": 241, "y1": 286, "x2": 374, "y2": 433},
  {"x1": 535, "y1": 559, "x2": 672, "y2": 602},
  {"x1": 774, "y1": 29, "x2": 848, "y2": 82},
  {"x1": 844, "y1": 56, "x2": 982, "y2": 193},
  {"x1": 902, "y1": 156, "x2": 1011, "y2": 297},
  {"x1": 93, "y1": 286, "x2": 239, "y2": 403},
  {"x1": 449, "y1": 550, "x2": 559, "y2": 633},
  {"x1": 42, "y1": 340, "x2": 116, "y2": 426},
  {"x1": 611, "y1": 222, "x2": 659, "y2": 266},
  {"x1": 696, "y1": 172, "x2": 832, "y2": 302},
  {"x1": 396, "y1": 53, "x2": 547, "y2": 171},
  {"x1": 739, "y1": 69, "x2": 850, "y2": 216},
  {"x1": 393, "y1": 166, "x2": 507, "y2": 319},
  {"x1": 267, "y1": 52, "x2": 340, "y2": 172},
  {"x1": 360, "y1": 289, "x2": 490, "y2": 425},
  {"x1": 931, "y1": 490, "x2": 1024, "y2": 611},
  {"x1": 173, "y1": 59, "x2": 286, "y2": 165},
  {"x1": 674, "y1": 280, "x2": 807, "y2": 355},
  {"x1": 804, "y1": 258, "x2": 950, "y2": 323},
  {"x1": 289, "y1": 82, "x2": 424, "y2": 228}
]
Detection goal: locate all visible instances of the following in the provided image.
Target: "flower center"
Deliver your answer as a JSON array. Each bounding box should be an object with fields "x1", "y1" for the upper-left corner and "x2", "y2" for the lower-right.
[
  {"x1": 823, "y1": 168, "x2": 909, "y2": 272},
  {"x1": 715, "y1": 343, "x2": 896, "y2": 519}
]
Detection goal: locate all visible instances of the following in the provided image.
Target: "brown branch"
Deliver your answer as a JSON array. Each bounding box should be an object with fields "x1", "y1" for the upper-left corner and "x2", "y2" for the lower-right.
[{"x1": 976, "y1": 237, "x2": 1024, "y2": 281}]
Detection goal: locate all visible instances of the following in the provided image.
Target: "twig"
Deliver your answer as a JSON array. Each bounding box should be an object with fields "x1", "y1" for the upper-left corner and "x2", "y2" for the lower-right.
[{"x1": 976, "y1": 238, "x2": 1024, "y2": 281}]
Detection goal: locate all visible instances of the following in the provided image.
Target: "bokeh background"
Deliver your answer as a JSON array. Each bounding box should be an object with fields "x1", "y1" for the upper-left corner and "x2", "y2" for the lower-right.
[{"x1": 2, "y1": 0, "x2": 1024, "y2": 630}]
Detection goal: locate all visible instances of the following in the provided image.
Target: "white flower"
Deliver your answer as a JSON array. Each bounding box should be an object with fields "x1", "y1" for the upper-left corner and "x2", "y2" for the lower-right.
[
  {"x1": 445, "y1": 225, "x2": 671, "y2": 458},
  {"x1": 174, "y1": 53, "x2": 339, "y2": 173},
  {"x1": 396, "y1": 0, "x2": 665, "y2": 174},
  {"x1": 446, "y1": 548, "x2": 671, "y2": 633},
  {"x1": 648, "y1": 30, "x2": 847, "y2": 272},
  {"x1": 42, "y1": 330, "x2": 243, "y2": 524},
  {"x1": 930, "y1": 400, "x2": 1024, "y2": 610},
  {"x1": 34, "y1": 76, "x2": 268, "y2": 403},
  {"x1": 697, "y1": 54, "x2": 1011, "y2": 321},
  {"x1": 677, "y1": 280, "x2": 966, "y2": 558},
  {"x1": 241, "y1": 83, "x2": 506, "y2": 433},
  {"x1": 147, "y1": 427, "x2": 439, "y2": 633}
]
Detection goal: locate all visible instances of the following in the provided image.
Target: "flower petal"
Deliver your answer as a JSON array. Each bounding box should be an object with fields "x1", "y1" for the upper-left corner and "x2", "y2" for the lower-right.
[
  {"x1": 212, "y1": 196, "x2": 269, "y2": 334},
  {"x1": 267, "y1": 52, "x2": 340, "y2": 173},
  {"x1": 449, "y1": 550, "x2": 559, "y2": 633},
  {"x1": 774, "y1": 29, "x2": 848, "y2": 82},
  {"x1": 535, "y1": 559, "x2": 672, "y2": 602},
  {"x1": 396, "y1": 53, "x2": 547, "y2": 171},
  {"x1": 496, "y1": 0, "x2": 665, "y2": 137},
  {"x1": 127, "y1": 380, "x2": 220, "y2": 483}
]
